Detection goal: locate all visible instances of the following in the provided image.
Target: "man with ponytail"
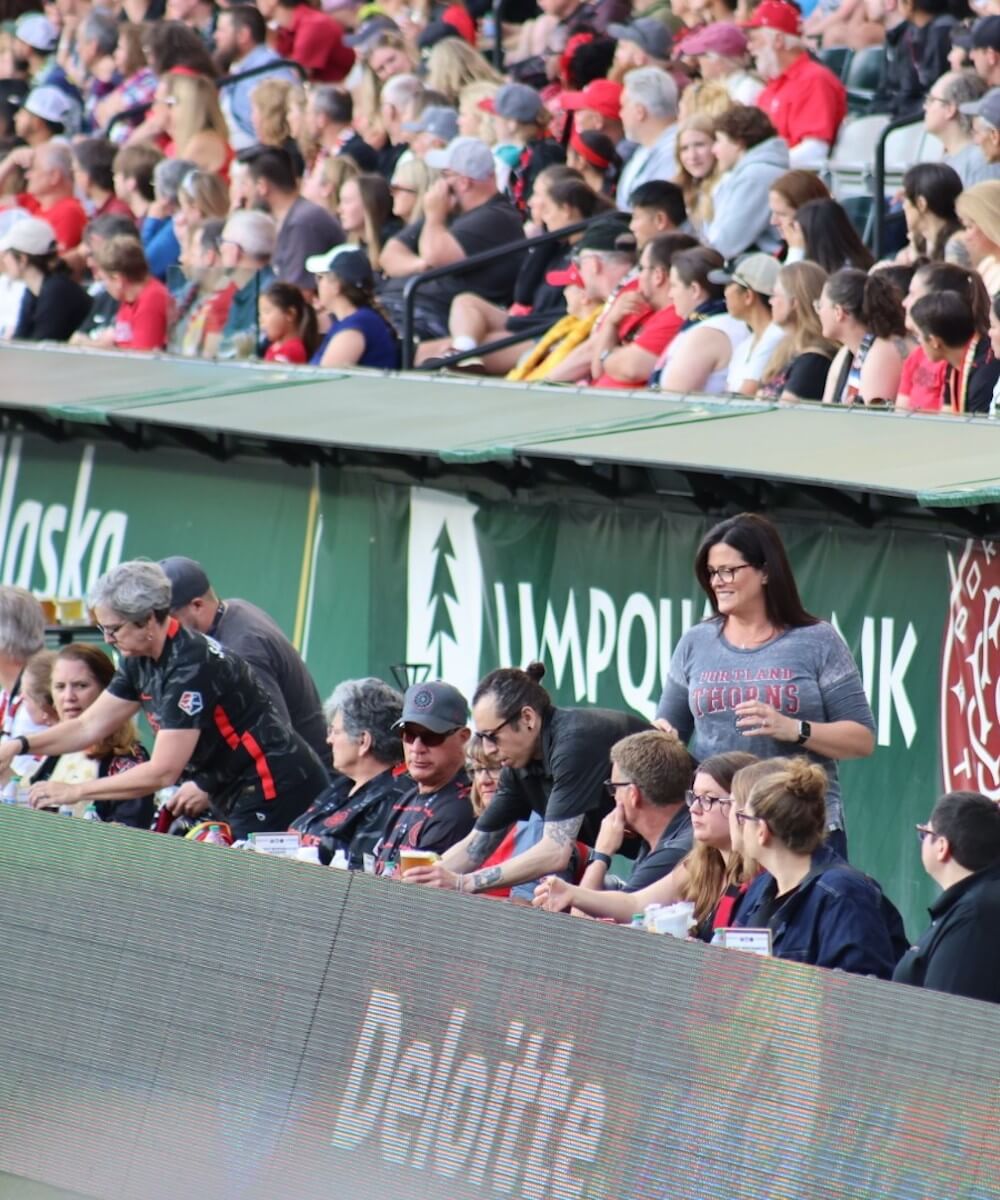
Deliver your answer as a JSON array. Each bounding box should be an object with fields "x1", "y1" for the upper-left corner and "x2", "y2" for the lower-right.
[{"x1": 403, "y1": 662, "x2": 649, "y2": 895}]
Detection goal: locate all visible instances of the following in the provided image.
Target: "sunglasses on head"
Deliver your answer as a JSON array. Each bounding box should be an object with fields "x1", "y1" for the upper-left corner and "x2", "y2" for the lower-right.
[{"x1": 401, "y1": 723, "x2": 459, "y2": 746}]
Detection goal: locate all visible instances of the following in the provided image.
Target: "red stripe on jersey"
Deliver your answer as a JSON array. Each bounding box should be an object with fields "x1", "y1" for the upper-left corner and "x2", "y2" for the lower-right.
[
  {"x1": 167, "y1": 617, "x2": 180, "y2": 638},
  {"x1": 213, "y1": 705, "x2": 277, "y2": 801}
]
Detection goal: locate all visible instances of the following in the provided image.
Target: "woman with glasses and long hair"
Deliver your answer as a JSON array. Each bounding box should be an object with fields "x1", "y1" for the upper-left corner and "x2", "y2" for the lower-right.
[
  {"x1": 730, "y1": 757, "x2": 901, "y2": 976},
  {"x1": 403, "y1": 661, "x2": 649, "y2": 895},
  {"x1": 655, "y1": 513, "x2": 874, "y2": 858},
  {"x1": 533, "y1": 751, "x2": 759, "y2": 934},
  {"x1": 0, "y1": 560, "x2": 329, "y2": 838}
]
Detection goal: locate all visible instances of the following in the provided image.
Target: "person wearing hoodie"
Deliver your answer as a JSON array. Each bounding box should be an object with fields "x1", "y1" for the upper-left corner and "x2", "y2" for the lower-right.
[{"x1": 705, "y1": 105, "x2": 788, "y2": 260}]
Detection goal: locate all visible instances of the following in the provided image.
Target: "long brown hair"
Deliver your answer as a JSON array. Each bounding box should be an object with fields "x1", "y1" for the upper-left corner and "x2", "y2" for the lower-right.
[
  {"x1": 55, "y1": 644, "x2": 142, "y2": 759},
  {"x1": 681, "y1": 751, "x2": 758, "y2": 925},
  {"x1": 762, "y1": 260, "x2": 838, "y2": 383}
]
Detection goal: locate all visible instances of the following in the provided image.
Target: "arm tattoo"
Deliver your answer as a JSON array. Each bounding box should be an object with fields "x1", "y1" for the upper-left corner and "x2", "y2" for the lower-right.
[
  {"x1": 544, "y1": 815, "x2": 585, "y2": 847},
  {"x1": 465, "y1": 828, "x2": 506, "y2": 867},
  {"x1": 469, "y1": 865, "x2": 503, "y2": 893}
]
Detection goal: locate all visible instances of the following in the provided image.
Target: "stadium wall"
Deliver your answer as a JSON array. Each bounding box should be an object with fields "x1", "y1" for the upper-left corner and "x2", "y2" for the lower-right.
[
  {"x1": 1, "y1": 807, "x2": 999, "y2": 1200},
  {"x1": 0, "y1": 430, "x2": 990, "y2": 929}
]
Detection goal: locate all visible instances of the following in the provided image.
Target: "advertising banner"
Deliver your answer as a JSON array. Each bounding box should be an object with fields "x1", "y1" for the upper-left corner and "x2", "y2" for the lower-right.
[{"x1": 1, "y1": 808, "x2": 998, "y2": 1200}]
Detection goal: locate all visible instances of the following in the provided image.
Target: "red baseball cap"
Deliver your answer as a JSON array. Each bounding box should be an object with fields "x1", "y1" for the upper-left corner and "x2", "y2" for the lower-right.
[
  {"x1": 546, "y1": 262, "x2": 585, "y2": 289},
  {"x1": 560, "y1": 79, "x2": 623, "y2": 120},
  {"x1": 742, "y1": 0, "x2": 802, "y2": 35}
]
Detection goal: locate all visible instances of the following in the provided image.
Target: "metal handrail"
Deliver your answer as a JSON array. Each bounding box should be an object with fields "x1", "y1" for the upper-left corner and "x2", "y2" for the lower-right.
[
  {"x1": 103, "y1": 59, "x2": 307, "y2": 139},
  {"x1": 871, "y1": 112, "x2": 922, "y2": 260},
  {"x1": 491, "y1": 0, "x2": 504, "y2": 70},
  {"x1": 400, "y1": 216, "x2": 600, "y2": 369}
]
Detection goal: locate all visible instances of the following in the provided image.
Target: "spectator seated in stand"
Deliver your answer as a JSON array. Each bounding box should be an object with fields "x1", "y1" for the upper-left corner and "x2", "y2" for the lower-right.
[
  {"x1": 479, "y1": 83, "x2": 565, "y2": 211},
  {"x1": 93, "y1": 234, "x2": 172, "y2": 351},
  {"x1": 215, "y1": 5, "x2": 297, "y2": 152},
  {"x1": 306, "y1": 84, "x2": 379, "y2": 174},
  {"x1": 141, "y1": 157, "x2": 196, "y2": 283},
  {"x1": 28, "y1": 644, "x2": 154, "y2": 829},
  {"x1": 616, "y1": 67, "x2": 680, "y2": 210},
  {"x1": 883, "y1": 0, "x2": 956, "y2": 119},
  {"x1": 170, "y1": 219, "x2": 235, "y2": 357},
  {"x1": 894, "y1": 790, "x2": 1000, "y2": 1004},
  {"x1": 290, "y1": 677, "x2": 409, "y2": 867},
  {"x1": 70, "y1": 213, "x2": 142, "y2": 347},
  {"x1": 746, "y1": 0, "x2": 847, "y2": 169},
  {"x1": 267, "y1": 0, "x2": 355, "y2": 84},
  {"x1": 756, "y1": 260, "x2": 838, "y2": 402},
  {"x1": 819, "y1": 268, "x2": 911, "y2": 405},
  {"x1": 112, "y1": 143, "x2": 162, "y2": 230},
  {"x1": 217, "y1": 208, "x2": 278, "y2": 359},
  {"x1": 714, "y1": 252, "x2": 786, "y2": 396},
  {"x1": 628, "y1": 180, "x2": 690, "y2": 249},
  {"x1": 705, "y1": 105, "x2": 788, "y2": 260},
  {"x1": 373, "y1": 681, "x2": 475, "y2": 874},
  {"x1": 590, "y1": 231, "x2": 698, "y2": 389},
  {"x1": 11, "y1": 84, "x2": 76, "y2": 148},
  {"x1": 731, "y1": 758, "x2": 903, "y2": 978},
  {"x1": 308, "y1": 244, "x2": 401, "y2": 370},
  {"x1": 72, "y1": 140, "x2": 133, "y2": 225},
  {"x1": 244, "y1": 145, "x2": 344, "y2": 294},
  {"x1": 506, "y1": 261, "x2": 602, "y2": 382},
  {"x1": 961, "y1": 86, "x2": 1000, "y2": 172},
  {"x1": 379, "y1": 136, "x2": 525, "y2": 341},
  {"x1": 910, "y1": 288, "x2": 1000, "y2": 414},
  {"x1": 258, "y1": 280, "x2": 320, "y2": 364},
  {"x1": 0, "y1": 139, "x2": 87, "y2": 252},
  {"x1": 534, "y1": 751, "x2": 758, "y2": 935},
  {"x1": 0, "y1": 217, "x2": 90, "y2": 342},
  {"x1": 924, "y1": 71, "x2": 1000, "y2": 187}
]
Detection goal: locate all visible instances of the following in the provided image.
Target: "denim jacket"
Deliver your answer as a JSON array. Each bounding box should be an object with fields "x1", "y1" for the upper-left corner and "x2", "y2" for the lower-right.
[{"x1": 735, "y1": 843, "x2": 899, "y2": 978}]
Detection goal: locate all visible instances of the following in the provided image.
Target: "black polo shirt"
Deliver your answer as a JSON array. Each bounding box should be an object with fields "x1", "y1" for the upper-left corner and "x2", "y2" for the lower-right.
[
  {"x1": 475, "y1": 706, "x2": 650, "y2": 844},
  {"x1": 106, "y1": 619, "x2": 328, "y2": 814},
  {"x1": 374, "y1": 769, "x2": 474, "y2": 871},
  {"x1": 623, "y1": 806, "x2": 694, "y2": 892}
]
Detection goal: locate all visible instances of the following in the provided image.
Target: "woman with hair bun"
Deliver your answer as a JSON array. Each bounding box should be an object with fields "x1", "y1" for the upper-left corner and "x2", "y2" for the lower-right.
[
  {"x1": 403, "y1": 661, "x2": 649, "y2": 895},
  {"x1": 729, "y1": 757, "x2": 901, "y2": 978},
  {"x1": 818, "y1": 267, "x2": 911, "y2": 405},
  {"x1": 656, "y1": 513, "x2": 874, "y2": 858}
]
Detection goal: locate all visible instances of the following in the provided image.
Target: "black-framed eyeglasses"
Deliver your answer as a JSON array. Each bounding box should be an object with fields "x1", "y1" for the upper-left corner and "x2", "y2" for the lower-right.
[
  {"x1": 604, "y1": 778, "x2": 632, "y2": 798},
  {"x1": 915, "y1": 823, "x2": 940, "y2": 844},
  {"x1": 734, "y1": 810, "x2": 764, "y2": 826},
  {"x1": 97, "y1": 621, "x2": 128, "y2": 640},
  {"x1": 685, "y1": 790, "x2": 731, "y2": 812},
  {"x1": 469, "y1": 764, "x2": 502, "y2": 777},
  {"x1": 706, "y1": 564, "x2": 755, "y2": 584},
  {"x1": 477, "y1": 717, "x2": 512, "y2": 745}
]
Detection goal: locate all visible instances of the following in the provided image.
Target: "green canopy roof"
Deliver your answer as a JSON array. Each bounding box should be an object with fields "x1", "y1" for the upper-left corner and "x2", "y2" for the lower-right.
[{"x1": 2, "y1": 344, "x2": 998, "y2": 509}]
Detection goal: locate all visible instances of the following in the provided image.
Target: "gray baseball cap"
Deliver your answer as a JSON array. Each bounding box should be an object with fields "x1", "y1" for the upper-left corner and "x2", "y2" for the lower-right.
[
  {"x1": 960, "y1": 86, "x2": 1000, "y2": 130},
  {"x1": 394, "y1": 681, "x2": 469, "y2": 733},
  {"x1": 607, "y1": 17, "x2": 672, "y2": 60},
  {"x1": 425, "y1": 136, "x2": 495, "y2": 181},
  {"x1": 482, "y1": 83, "x2": 546, "y2": 123},
  {"x1": 401, "y1": 104, "x2": 459, "y2": 141}
]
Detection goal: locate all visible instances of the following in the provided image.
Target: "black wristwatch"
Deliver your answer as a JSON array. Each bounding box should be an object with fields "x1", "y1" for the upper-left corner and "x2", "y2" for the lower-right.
[
  {"x1": 589, "y1": 850, "x2": 613, "y2": 868},
  {"x1": 795, "y1": 720, "x2": 812, "y2": 745},
  {"x1": 15, "y1": 735, "x2": 30, "y2": 755}
]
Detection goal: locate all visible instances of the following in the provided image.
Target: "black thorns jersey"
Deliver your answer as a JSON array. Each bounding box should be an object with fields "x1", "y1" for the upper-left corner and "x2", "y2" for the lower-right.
[{"x1": 106, "y1": 618, "x2": 328, "y2": 813}]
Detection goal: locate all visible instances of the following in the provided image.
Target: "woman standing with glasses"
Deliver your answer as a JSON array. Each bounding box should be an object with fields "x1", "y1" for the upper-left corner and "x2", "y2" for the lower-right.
[
  {"x1": 729, "y1": 758, "x2": 901, "y2": 977},
  {"x1": 655, "y1": 513, "x2": 874, "y2": 859},
  {"x1": 533, "y1": 751, "x2": 759, "y2": 935},
  {"x1": 0, "y1": 560, "x2": 329, "y2": 838}
]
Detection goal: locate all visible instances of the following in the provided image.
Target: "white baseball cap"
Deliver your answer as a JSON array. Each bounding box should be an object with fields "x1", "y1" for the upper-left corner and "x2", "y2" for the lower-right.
[
  {"x1": 14, "y1": 13, "x2": 59, "y2": 53},
  {"x1": 0, "y1": 216, "x2": 58, "y2": 256},
  {"x1": 23, "y1": 85, "x2": 75, "y2": 127}
]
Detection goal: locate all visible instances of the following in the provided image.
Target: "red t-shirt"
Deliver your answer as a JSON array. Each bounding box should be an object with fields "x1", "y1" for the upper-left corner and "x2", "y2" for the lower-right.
[
  {"x1": 756, "y1": 53, "x2": 846, "y2": 149},
  {"x1": 113, "y1": 276, "x2": 171, "y2": 350},
  {"x1": 264, "y1": 337, "x2": 308, "y2": 364},
  {"x1": 277, "y1": 6, "x2": 354, "y2": 82},
  {"x1": 899, "y1": 345, "x2": 946, "y2": 412},
  {"x1": 591, "y1": 304, "x2": 683, "y2": 389},
  {"x1": 95, "y1": 194, "x2": 135, "y2": 220},
  {"x1": 16, "y1": 193, "x2": 88, "y2": 251}
]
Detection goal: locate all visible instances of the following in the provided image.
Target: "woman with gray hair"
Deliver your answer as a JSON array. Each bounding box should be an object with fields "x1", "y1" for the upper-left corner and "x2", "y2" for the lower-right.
[
  {"x1": 291, "y1": 677, "x2": 409, "y2": 867},
  {"x1": 0, "y1": 560, "x2": 329, "y2": 837},
  {"x1": 0, "y1": 585, "x2": 48, "y2": 787}
]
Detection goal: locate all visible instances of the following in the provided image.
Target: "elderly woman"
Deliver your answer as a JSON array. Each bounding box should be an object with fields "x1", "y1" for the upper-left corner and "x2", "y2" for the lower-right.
[
  {"x1": 0, "y1": 561, "x2": 328, "y2": 838},
  {"x1": 291, "y1": 677, "x2": 409, "y2": 867},
  {"x1": 0, "y1": 585, "x2": 48, "y2": 792}
]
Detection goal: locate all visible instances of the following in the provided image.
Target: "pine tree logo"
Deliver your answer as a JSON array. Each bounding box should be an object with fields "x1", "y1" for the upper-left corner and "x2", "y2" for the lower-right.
[{"x1": 427, "y1": 522, "x2": 458, "y2": 677}]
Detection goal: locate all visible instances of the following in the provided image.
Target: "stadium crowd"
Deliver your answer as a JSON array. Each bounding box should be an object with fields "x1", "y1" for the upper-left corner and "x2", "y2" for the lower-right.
[
  {"x1": 2, "y1": 514, "x2": 999, "y2": 1005},
  {"x1": 3, "y1": 0, "x2": 1000, "y2": 408}
]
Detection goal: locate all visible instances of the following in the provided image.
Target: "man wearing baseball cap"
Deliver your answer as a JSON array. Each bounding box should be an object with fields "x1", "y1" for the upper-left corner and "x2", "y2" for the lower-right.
[
  {"x1": 160, "y1": 556, "x2": 329, "y2": 765},
  {"x1": 373, "y1": 681, "x2": 474, "y2": 873},
  {"x1": 401, "y1": 105, "x2": 459, "y2": 157},
  {"x1": 745, "y1": 0, "x2": 846, "y2": 168},
  {"x1": 962, "y1": 86, "x2": 1000, "y2": 165},
  {"x1": 561, "y1": 79, "x2": 625, "y2": 145},
  {"x1": 382, "y1": 137, "x2": 524, "y2": 343},
  {"x1": 955, "y1": 16, "x2": 1000, "y2": 89},
  {"x1": 709, "y1": 253, "x2": 785, "y2": 396},
  {"x1": 609, "y1": 15, "x2": 673, "y2": 72}
]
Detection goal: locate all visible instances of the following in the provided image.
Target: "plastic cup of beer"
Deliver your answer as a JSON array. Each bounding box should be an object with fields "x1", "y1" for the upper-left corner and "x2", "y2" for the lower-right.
[{"x1": 399, "y1": 849, "x2": 439, "y2": 875}]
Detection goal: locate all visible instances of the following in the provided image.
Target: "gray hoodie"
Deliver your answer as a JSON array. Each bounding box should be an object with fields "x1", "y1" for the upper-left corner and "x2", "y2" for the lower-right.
[{"x1": 705, "y1": 136, "x2": 790, "y2": 261}]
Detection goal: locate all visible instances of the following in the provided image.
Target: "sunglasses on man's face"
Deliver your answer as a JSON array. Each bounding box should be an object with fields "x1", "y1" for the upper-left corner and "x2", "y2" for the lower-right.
[{"x1": 401, "y1": 724, "x2": 460, "y2": 747}]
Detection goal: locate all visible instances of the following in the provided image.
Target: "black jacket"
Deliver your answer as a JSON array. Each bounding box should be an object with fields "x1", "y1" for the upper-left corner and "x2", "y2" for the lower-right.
[{"x1": 893, "y1": 861, "x2": 1000, "y2": 1004}]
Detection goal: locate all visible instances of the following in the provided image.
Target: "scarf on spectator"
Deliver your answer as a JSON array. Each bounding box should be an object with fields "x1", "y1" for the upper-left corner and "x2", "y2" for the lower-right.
[
  {"x1": 679, "y1": 297, "x2": 728, "y2": 333},
  {"x1": 506, "y1": 307, "x2": 600, "y2": 381}
]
